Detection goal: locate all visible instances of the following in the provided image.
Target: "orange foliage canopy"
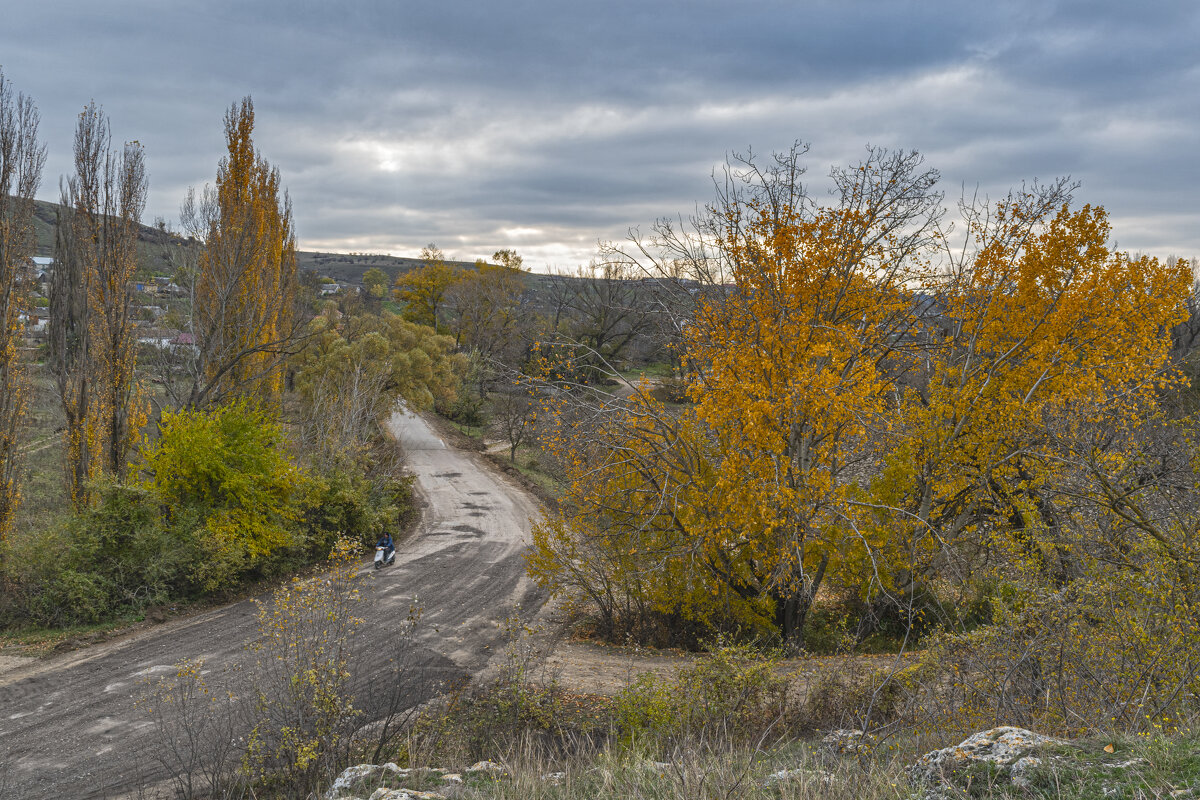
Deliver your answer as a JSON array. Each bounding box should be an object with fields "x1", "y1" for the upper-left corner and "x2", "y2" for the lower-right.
[{"x1": 530, "y1": 148, "x2": 1193, "y2": 647}]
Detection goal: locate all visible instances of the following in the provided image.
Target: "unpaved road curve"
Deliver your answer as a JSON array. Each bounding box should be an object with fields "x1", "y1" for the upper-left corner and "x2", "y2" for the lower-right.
[{"x1": 0, "y1": 410, "x2": 545, "y2": 799}]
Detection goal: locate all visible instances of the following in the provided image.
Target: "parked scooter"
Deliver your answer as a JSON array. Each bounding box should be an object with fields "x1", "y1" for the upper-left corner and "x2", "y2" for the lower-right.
[{"x1": 374, "y1": 545, "x2": 396, "y2": 569}]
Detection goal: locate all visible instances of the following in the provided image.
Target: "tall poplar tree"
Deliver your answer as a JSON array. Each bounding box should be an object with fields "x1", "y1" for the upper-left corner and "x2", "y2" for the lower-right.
[
  {"x1": 176, "y1": 97, "x2": 298, "y2": 410},
  {"x1": 0, "y1": 69, "x2": 45, "y2": 540},
  {"x1": 52, "y1": 103, "x2": 147, "y2": 501}
]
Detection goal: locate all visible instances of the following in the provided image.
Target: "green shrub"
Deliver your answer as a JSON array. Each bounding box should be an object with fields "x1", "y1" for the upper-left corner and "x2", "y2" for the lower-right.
[
  {"x1": 613, "y1": 644, "x2": 791, "y2": 750},
  {"x1": 45, "y1": 570, "x2": 110, "y2": 624},
  {"x1": 2, "y1": 403, "x2": 421, "y2": 633},
  {"x1": 2, "y1": 482, "x2": 194, "y2": 627},
  {"x1": 61, "y1": 482, "x2": 193, "y2": 613},
  {"x1": 300, "y1": 466, "x2": 415, "y2": 557}
]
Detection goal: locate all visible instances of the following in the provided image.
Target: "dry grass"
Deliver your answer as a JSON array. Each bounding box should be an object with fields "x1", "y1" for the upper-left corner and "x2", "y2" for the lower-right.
[
  {"x1": 325, "y1": 728, "x2": 1200, "y2": 800},
  {"x1": 12, "y1": 366, "x2": 69, "y2": 535}
]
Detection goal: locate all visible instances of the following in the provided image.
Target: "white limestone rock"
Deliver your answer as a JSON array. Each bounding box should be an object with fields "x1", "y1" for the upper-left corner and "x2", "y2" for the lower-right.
[
  {"x1": 367, "y1": 790, "x2": 444, "y2": 800},
  {"x1": 822, "y1": 728, "x2": 871, "y2": 754},
  {"x1": 909, "y1": 727, "x2": 1065, "y2": 798},
  {"x1": 327, "y1": 763, "x2": 407, "y2": 799},
  {"x1": 465, "y1": 759, "x2": 506, "y2": 775}
]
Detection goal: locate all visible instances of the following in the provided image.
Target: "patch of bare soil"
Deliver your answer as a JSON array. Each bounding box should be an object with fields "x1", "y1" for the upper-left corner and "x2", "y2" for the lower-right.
[
  {"x1": 0, "y1": 654, "x2": 36, "y2": 674},
  {"x1": 544, "y1": 638, "x2": 915, "y2": 697},
  {"x1": 545, "y1": 641, "x2": 694, "y2": 695}
]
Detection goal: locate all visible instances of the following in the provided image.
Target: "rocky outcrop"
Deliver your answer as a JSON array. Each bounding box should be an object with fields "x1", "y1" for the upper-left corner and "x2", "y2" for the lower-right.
[
  {"x1": 464, "y1": 760, "x2": 506, "y2": 776},
  {"x1": 908, "y1": 727, "x2": 1066, "y2": 798},
  {"x1": 326, "y1": 759, "x2": 514, "y2": 800},
  {"x1": 325, "y1": 764, "x2": 466, "y2": 800},
  {"x1": 365, "y1": 789, "x2": 446, "y2": 800},
  {"x1": 821, "y1": 728, "x2": 873, "y2": 754},
  {"x1": 326, "y1": 763, "x2": 406, "y2": 798}
]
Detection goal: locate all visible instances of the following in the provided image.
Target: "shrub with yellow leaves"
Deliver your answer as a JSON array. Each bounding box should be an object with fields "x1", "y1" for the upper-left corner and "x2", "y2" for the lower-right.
[{"x1": 242, "y1": 536, "x2": 363, "y2": 792}]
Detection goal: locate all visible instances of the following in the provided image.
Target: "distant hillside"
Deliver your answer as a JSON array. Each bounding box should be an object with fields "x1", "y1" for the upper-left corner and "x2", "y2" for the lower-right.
[
  {"x1": 30, "y1": 199, "x2": 482, "y2": 286},
  {"x1": 31, "y1": 199, "x2": 188, "y2": 279},
  {"x1": 297, "y1": 251, "x2": 480, "y2": 284}
]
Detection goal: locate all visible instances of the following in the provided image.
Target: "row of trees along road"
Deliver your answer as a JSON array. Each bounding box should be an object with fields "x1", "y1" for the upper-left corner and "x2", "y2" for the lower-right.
[
  {"x1": 45, "y1": 97, "x2": 298, "y2": 512},
  {"x1": 0, "y1": 82, "x2": 395, "y2": 624},
  {"x1": 1, "y1": 75, "x2": 471, "y2": 629},
  {"x1": 51, "y1": 102, "x2": 148, "y2": 501},
  {"x1": 528, "y1": 144, "x2": 1197, "y2": 669}
]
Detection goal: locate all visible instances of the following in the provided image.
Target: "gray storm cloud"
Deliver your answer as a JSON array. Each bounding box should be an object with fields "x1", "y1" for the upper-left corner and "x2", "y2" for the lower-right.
[{"x1": 2, "y1": 0, "x2": 1197, "y2": 269}]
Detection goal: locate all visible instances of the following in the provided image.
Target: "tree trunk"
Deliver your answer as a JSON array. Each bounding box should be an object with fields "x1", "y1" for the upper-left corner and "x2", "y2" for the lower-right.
[{"x1": 776, "y1": 553, "x2": 829, "y2": 650}]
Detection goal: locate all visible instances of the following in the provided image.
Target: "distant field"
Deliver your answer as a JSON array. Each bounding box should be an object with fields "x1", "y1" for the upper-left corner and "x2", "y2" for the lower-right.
[{"x1": 14, "y1": 366, "x2": 69, "y2": 536}]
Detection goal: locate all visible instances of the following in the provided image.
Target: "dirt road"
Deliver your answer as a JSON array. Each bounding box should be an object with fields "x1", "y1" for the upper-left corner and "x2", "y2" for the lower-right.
[{"x1": 0, "y1": 410, "x2": 546, "y2": 799}]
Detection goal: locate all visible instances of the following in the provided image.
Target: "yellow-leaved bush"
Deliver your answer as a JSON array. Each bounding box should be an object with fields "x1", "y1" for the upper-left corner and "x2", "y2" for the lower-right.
[{"x1": 143, "y1": 400, "x2": 306, "y2": 591}]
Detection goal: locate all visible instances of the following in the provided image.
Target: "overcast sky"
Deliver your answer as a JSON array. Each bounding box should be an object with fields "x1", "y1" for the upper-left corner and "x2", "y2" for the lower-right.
[{"x1": 2, "y1": 0, "x2": 1197, "y2": 270}]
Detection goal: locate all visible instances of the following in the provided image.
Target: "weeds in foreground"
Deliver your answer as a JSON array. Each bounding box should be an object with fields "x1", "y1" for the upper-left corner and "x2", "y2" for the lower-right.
[
  {"x1": 329, "y1": 730, "x2": 1200, "y2": 800},
  {"x1": 133, "y1": 558, "x2": 1200, "y2": 799},
  {"x1": 138, "y1": 536, "x2": 426, "y2": 798},
  {"x1": 336, "y1": 734, "x2": 919, "y2": 800}
]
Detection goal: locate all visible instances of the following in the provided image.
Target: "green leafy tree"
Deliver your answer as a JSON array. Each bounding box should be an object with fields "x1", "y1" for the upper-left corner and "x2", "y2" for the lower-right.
[
  {"x1": 294, "y1": 312, "x2": 466, "y2": 463},
  {"x1": 361, "y1": 267, "x2": 388, "y2": 310}
]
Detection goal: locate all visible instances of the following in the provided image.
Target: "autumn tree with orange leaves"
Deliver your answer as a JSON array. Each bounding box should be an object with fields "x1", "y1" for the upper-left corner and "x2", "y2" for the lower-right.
[
  {"x1": 882, "y1": 184, "x2": 1192, "y2": 592},
  {"x1": 51, "y1": 103, "x2": 148, "y2": 503},
  {"x1": 169, "y1": 97, "x2": 298, "y2": 410},
  {"x1": 0, "y1": 69, "x2": 44, "y2": 542},
  {"x1": 529, "y1": 145, "x2": 1193, "y2": 653}
]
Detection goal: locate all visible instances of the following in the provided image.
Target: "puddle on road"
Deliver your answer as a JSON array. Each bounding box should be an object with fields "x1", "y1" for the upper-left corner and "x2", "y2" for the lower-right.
[{"x1": 424, "y1": 524, "x2": 486, "y2": 538}]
